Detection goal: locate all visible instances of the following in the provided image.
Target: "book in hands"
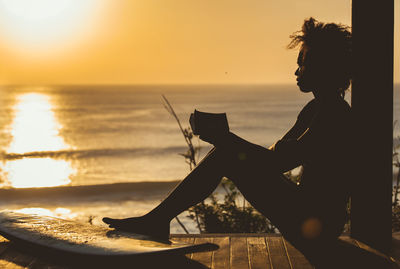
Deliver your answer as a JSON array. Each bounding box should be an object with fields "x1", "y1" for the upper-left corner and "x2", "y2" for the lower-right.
[{"x1": 190, "y1": 109, "x2": 229, "y2": 136}]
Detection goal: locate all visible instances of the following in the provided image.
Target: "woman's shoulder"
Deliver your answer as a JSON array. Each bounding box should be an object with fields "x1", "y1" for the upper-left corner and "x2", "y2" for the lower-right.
[
  {"x1": 304, "y1": 98, "x2": 318, "y2": 110},
  {"x1": 333, "y1": 98, "x2": 352, "y2": 119},
  {"x1": 320, "y1": 97, "x2": 351, "y2": 116},
  {"x1": 297, "y1": 97, "x2": 351, "y2": 125},
  {"x1": 297, "y1": 98, "x2": 318, "y2": 120}
]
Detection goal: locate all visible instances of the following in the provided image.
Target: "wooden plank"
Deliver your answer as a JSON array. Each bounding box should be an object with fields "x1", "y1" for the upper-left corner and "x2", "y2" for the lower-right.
[
  {"x1": 4, "y1": 252, "x2": 36, "y2": 269},
  {"x1": 0, "y1": 236, "x2": 66, "y2": 269},
  {"x1": 6, "y1": 234, "x2": 400, "y2": 269},
  {"x1": 0, "y1": 236, "x2": 10, "y2": 256},
  {"x1": 211, "y1": 236, "x2": 230, "y2": 269},
  {"x1": 247, "y1": 237, "x2": 271, "y2": 269},
  {"x1": 230, "y1": 237, "x2": 249, "y2": 269},
  {"x1": 191, "y1": 237, "x2": 214, "y2": 268},
  {"x1": 0, "y1": 248, "x2": 27, "y2": 269},
  {"x1": 282, "y1": 239, "x2": 313, "y2": 269},
  {"x1": 170, "y1": 234, "x2": 196, "y2": 238},
  {"x1": 170, "y1": 233, "x2": 273, "y2": 238},
  {"x1": 27, "y1": 258, "x2": 69, "y2": 269},
  {"x1": 266, "y1": 236, "x2": 291, "y2": 269},
  {"x1": 172, "y1": 236, "x2": 195, "y2": 259}
]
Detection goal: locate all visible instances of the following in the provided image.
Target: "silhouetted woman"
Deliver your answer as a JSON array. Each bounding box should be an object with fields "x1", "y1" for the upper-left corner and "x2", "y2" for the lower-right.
[{"x1": 103, "y1": 18, "x2": 353, "y2": 266}]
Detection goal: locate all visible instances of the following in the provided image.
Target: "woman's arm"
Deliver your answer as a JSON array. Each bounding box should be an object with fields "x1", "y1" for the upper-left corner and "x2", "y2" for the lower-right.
[
  {"x1": 195, "y1": 123, "x2": 305, "y2": 173},
  {"x1": 273, "y1": 102, "x2": 345, "y2": 172},
  {"x1": 268, "y1": 100, "x2": 317, "y2": 170}
]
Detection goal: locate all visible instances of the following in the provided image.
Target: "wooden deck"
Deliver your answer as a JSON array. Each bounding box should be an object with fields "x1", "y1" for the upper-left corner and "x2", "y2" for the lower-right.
[
  {"x1": 172, "y1": 233, "x2": 314, "y2": 269},
  {"x1": 0, "y1": 234, "x2": 398, "y2": 268}
]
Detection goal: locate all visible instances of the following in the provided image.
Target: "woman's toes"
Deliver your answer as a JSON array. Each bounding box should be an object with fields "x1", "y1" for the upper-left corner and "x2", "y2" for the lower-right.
[{"x1": 102, "y1": 217, "x2": 116, "y2": 225}]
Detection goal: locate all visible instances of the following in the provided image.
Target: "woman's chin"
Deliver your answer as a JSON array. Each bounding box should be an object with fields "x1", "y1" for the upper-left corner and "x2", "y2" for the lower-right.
[{"x1": 297, "y1": 84, "x2": 313, "y2": 93}]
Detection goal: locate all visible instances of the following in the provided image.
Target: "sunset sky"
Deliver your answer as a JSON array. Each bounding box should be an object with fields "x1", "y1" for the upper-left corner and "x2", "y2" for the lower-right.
[{"x1": 0, "y1": 0, "x2": 398, "y2": 85}]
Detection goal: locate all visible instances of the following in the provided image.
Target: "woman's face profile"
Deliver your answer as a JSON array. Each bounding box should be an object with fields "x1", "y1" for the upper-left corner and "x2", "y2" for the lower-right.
[
  {"x1": 295, "y1": 46, "x2": 342, "y2": 96},
  {"x1": 295, "y1": 48, "x2": 316, "y2": 93}
]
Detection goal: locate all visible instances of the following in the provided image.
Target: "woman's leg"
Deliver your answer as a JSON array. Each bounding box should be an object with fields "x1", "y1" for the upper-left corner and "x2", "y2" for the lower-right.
[
  {"x1": 102, "y1": 147, "x2": 225, "y2": 237},
  {"x1": 217, "y1": 149, "x2": 341, "y2": 267},
  {"x1": 104, "y1": 141, "x2": 342, "y2": 266},
  {"x1": 138, "y1": 147, "x2": 225, "y2": 221},
  {"x1": 103, "y1": 144, "x2": 306, "y2": 239},
  {"x1": 216, "y1": 145, "x2": 306, "y2": 235}
]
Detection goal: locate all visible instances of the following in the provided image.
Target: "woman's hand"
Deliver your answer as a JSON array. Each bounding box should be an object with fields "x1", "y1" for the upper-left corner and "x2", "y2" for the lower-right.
[{"x1": 189, "y1": 110, "x2": 229, "y2": 146}]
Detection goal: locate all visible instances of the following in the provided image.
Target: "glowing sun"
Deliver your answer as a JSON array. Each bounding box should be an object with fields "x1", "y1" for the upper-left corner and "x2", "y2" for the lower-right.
[{"x1": 0, "y1": 0, "x2": 103, "y2": 52}]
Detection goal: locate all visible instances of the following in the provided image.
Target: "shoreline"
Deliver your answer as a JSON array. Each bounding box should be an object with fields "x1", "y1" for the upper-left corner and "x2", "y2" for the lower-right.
[{"x1": 0, "y1": 180, "x2": 181, "y2": 202}]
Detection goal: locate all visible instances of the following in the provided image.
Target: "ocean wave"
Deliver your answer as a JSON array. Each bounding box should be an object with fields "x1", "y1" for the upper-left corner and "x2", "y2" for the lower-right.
[
  {"x1": 0, "y1": 146, "x2": 191, "y2": 160},
  {"x1": 0, "y1": 181, "x2": 180, "y2": 202}
]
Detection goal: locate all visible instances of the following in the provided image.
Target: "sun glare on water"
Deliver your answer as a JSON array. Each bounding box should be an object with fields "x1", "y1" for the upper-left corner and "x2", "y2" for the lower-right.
[
  {"x1": 2, "y1": 93, "x2": 75, "y2": 188},
  {"x1": 8, "y1": 93, "x2": 69, "y2": 154}
]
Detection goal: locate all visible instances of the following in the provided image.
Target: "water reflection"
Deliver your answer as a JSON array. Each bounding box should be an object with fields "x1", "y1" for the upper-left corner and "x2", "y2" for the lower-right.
[
  {"x1": 8, "y1": 93, "x2": 68, "y2": 153},
  {"x1": 2, "y1": 93, "x2": 75, "y2": 188},
  {"x1": 15, "y1": 207, "x2": 77, "y2": 219}
]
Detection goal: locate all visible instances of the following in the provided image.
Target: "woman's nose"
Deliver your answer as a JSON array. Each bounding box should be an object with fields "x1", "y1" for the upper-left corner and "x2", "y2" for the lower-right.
[{"x1": 295, "y1": 67, "x2": 300, "y2": 76}]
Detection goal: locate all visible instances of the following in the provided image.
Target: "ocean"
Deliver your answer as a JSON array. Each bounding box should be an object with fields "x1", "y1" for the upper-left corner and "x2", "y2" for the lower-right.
[{"x1": 0, "y1": 84, "x2": 399, "y2": 233}]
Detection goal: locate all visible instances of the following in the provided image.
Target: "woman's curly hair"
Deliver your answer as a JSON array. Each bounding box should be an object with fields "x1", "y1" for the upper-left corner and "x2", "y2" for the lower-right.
[{"x1": 288, "y1": 17, "x2": 352, "y2": 96}]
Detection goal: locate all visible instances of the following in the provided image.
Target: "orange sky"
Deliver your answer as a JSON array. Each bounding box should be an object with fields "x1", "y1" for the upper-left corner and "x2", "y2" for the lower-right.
[{"x1": 0, "y1": 0, "x2": 398, "y2": 85}]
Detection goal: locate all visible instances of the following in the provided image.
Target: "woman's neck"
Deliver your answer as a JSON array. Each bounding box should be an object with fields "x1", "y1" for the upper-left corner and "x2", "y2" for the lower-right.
[{"x1": 312, "y1": 88, "x2": 342, "y2": 102}]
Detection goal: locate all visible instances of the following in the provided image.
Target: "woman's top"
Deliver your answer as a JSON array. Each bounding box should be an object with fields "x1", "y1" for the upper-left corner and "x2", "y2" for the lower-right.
[{"x1": 272, "y1": 96, "x2": 354, "y2": 233}]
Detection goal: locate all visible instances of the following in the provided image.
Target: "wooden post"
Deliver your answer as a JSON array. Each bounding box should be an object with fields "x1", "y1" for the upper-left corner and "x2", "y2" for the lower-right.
[{"x1": 351, "y1": 0, "x2": 394, "y2": 253}]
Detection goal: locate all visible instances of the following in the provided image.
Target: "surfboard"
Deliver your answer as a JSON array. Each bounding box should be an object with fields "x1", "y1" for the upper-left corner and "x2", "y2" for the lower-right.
[{"x1": 0, "y1": 211, "x2": 218, "y2": 262}]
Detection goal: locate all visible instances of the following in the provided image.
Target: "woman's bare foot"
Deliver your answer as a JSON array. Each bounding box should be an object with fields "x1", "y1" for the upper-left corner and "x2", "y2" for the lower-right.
[{"x1": 102, "y1": 215, "x2": 170, "y2": 240}]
